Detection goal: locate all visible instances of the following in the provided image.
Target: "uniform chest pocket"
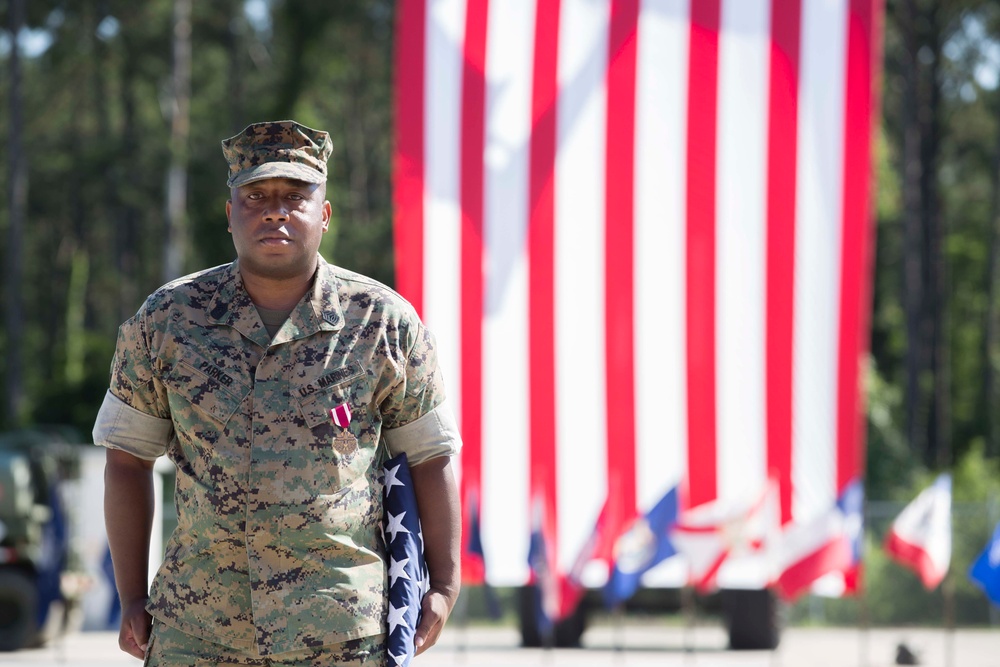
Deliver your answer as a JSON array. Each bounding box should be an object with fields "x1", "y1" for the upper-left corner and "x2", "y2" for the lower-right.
[
  {"x1": 294, "y1": 362, "x2": 372, "y2": 429},
  {"x1": 161, "y1": 358, "x2": 249, "y2": 426}
]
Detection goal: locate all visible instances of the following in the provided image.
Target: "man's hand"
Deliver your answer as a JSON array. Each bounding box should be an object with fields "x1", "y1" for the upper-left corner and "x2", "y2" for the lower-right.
[
  {"x1": 104, "y1": 448, "x2": 156, "y2": 659},
  {"x1": 409, "y1": 456, "x2": 461, "y2": 656},
  {"x1": 118, "y1": 597, "x2": 152, "y2": 660},
  {"x1": 414, "y1": 585, "x2": 458, "y2": 656}
]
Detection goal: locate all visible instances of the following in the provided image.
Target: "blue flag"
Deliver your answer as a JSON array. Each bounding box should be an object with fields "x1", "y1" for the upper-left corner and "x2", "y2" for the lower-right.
[
  {"x1": 969, "y1": 521, "x2": 1000, "y2": 609},
  {"x1": 382, "y1": 453, "x2": 429, "y2": 667},
  {"x1": 605, "y1": 486, "x2": 679, "y2": 607}
]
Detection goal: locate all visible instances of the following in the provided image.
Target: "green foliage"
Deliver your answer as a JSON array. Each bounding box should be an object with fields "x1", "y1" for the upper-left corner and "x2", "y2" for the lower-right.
[{"x1": 0, "y1": 0, "x2": 397, "y2": 431}]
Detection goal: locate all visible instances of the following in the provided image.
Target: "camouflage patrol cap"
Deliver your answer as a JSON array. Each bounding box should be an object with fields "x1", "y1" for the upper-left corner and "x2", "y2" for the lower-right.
[{"x1": 221, "y1": 120, "x2": 333, "y2": 188}]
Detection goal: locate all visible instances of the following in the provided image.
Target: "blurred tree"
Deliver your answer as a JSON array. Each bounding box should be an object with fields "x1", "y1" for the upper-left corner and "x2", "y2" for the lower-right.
[{"x1": 4, "y1": 0, "x2": 27, "y2": 427}]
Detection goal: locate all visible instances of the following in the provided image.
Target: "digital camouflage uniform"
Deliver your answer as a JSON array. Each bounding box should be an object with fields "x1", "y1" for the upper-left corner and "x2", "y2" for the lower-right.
[{"x1": 94, "y1": 255, "x2": 455, "y2": 657}]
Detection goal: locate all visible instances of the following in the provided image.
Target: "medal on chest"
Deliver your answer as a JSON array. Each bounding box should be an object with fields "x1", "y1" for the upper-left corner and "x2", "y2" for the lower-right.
[
  {"x1": 330, "y1": 402, "x2": 358, "y2": 455},
  {"x1": 334, "y1": 429, "x2": 358, "y2": 455}
]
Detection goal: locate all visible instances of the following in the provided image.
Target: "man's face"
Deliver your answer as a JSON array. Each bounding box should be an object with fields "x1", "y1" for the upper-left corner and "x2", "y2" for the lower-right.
[{"x1": 226, "y1": 178, "x2": 332, "y2": 281}]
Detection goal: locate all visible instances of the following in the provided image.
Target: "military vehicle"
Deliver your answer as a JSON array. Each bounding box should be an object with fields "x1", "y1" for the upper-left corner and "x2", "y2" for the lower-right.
[{"x1": 0, "y1": 429, "x2": 78, "y2": 651}]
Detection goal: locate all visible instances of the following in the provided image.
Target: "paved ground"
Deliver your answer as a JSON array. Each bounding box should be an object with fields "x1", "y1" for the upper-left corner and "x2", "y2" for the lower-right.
[{"x1": 5, "y1": 624, "x2": 998, "y2": 666}]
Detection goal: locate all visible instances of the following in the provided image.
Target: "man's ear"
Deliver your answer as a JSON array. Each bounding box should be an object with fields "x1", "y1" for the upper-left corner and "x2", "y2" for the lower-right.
[
  {"x1": 322, "y1": 201, "x2": 332, "y2": 232},
  {"x1": 226, "y1": 200, "x2": 232, "y2": 232}
]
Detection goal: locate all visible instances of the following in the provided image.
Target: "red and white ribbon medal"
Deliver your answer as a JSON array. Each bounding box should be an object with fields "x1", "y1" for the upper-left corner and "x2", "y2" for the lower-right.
[{"x1": 330, "y1": 403, "x2": 352, "y2": 428}]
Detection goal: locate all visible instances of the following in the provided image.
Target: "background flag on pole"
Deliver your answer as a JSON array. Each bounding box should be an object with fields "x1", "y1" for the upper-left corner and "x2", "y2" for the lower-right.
[
  {"x1": 884, "y1": 473, "x2": 952, "y2": 590},
  {"x1": 382, "y1": 453, "x2": 429, "y2": 667},
  {"x1": 968, "y1": 520, "x2": 1000, "y2": 608},
  {"x1": 669, "y1": 480, "x2": 779, "y2": 593},
  {"x1": 605, "y1": 486, "x2": 679, "y2": 607},
  {"x1": 774, "y1": 478, "x2": 863, "y2": 600}
]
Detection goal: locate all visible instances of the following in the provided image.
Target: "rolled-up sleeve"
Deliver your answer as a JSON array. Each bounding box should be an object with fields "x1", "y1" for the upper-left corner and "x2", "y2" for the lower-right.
[
  {"x1": 93, "y1": 311, "x2": 172, "y2": 460},
  {"x1": 382, "y1": 399, "x2": 461, "y2": 464},
  {"x1": 93, "y1": 390, "x2": 173, "y2": 460}
]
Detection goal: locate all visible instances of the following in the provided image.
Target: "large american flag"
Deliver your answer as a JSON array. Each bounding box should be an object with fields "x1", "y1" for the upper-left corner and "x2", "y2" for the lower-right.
[{"x1": 393, "y1": 0, "x2": 883, "y2": 595}]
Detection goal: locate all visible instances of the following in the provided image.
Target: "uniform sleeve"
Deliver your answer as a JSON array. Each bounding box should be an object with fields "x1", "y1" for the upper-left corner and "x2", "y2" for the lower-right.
[
  {"x1": 380, "y1": 323, "x2": 462, "y2": 462},
  {"x1": 92, "y1": 311, "x2": 173, "y2": 460},
  {"x1": 382, "y1": 399, "x2": 461, "y2": 464}
]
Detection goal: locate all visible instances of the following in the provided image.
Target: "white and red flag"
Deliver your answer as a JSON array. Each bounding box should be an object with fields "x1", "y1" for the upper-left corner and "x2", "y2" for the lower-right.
[
  {"x1": 885, "y1": 474, "x2": 952, "y2": 590},
  {"x1": 670, "y1": 477, "x2": 780, "y2": 593},
  {"x1": 393, "y1": 0, "x2": 883, "y2": 591}
]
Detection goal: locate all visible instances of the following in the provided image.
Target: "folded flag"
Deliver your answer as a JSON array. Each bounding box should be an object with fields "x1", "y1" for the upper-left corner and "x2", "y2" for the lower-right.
[
  {"x1": 382, "y1": 453, "x2": 428, "y2": 667},
  {"x1": 605, "y1": 486, "x2": 679, "y2": 607},
  {"x1": 968, "y1": 520, "x2": 1000, "y2": 609},
  {"x1": 884, "y1": 474, "x2": 951, "y2": 590}
]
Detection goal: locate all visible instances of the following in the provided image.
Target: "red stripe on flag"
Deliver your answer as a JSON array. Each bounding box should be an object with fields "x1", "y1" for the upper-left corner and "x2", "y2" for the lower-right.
[
  {"x1": 460, "y1": 0, "x2": 489, "y2": 581},
  {"x1": 529, "y1": 0, "x2": 562, "y2": 574},
  {"x1": 837, "y1": 0, "x2": 879, "y2": 492},
  {"x1": 392, "y1": 0, "x2": 426, "y2": 315},
  {"x1": 685, "y1": 0, "x2": 721, "y2": 509},
  {"x1": 605, "y1": 0, "x2": 640, "y2": 545},
  {"x1": 765, "y1": 0, "x2": 802, "y2": 526}
]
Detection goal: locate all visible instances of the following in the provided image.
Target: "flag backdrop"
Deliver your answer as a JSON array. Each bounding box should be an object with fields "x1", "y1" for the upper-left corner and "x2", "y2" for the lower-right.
[{"x1": 393, "y1": 0, "x2": 883, "y2": 590}]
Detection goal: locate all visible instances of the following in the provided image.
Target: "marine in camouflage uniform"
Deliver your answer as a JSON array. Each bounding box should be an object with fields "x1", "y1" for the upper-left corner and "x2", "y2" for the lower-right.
[{"x1": 94, "y1": 121, "x2": 461, "y2": 666}]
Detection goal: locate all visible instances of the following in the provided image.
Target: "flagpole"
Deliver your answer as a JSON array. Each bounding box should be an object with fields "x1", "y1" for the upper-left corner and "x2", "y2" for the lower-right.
[
  {"x1": 859, "y1": 497, "x2": 870, "y2": 667},
  {"x1": 943, "y1": 575, "x2": 956, "y2": 667},
  {"x1": 857, "y1": 582, "x2": 871, "y2": 667},
  {"x1": 613, "y1": 603, "x2": 626, "y2": 657},
  {"x1": 454, "y1": 585, "x2": 469, "y2": 663},
  {"x1": 681, "y1": 584, "x2": 696, "y2": 666}
]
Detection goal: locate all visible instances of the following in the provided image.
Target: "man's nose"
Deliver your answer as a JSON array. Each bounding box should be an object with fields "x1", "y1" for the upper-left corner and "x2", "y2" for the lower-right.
[{"x1": 262, "y1": 199, "x2": 289, "y2": 221}]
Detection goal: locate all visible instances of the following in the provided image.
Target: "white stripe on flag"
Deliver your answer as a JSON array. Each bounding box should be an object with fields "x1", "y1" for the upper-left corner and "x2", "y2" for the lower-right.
[
  {"x1": 555, "y1": 0, "x2": 610, "y2": 574},
  {"x1": 715, "y1": 0, "x2": 770, "y2": 505},
  {"x1": 425, "y1": 0, "x2": 466, "y2": 429},
  {"x1": 634, "y1": 0, "x2": 690, "y2": 512},
  {"x1": 793, "y1": 0, "x2": 848, "y2": 521},
  {"x1": 480, "y1": 0, "x2": 535, "y2": 584}
]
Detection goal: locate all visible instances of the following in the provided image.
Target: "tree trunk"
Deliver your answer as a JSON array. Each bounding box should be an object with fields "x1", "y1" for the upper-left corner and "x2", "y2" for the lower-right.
[
  {"x1": 985, "y1": 98, "x2": 1000, "y2": 460},
  {"x1": 117, "y1": 29, "x2": 141, "y2": 320},
  {"x1": 4, "y1": 0, "x2": 27, "y2": 426},
  {"x1": 922, "y1": 3, "x2": 949, "y2": 468},
  {"x1": 900, "y1": 0, "x2": 928, "y2": 460},
  {"x1": 163, "y1": 0, "x2": 193, "y2": 282}
]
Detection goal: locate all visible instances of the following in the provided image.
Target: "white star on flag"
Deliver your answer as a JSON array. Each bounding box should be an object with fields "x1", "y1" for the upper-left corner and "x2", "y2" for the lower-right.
[
  {"x1": 387, "y1": 602, "x2": 408, "y2": 636},
  {"x1": 384, "y1": 464, "x2": 405, "y2": 496},
  {"x1": 389, "y1": 556, "x2": 411, "y2": 587},
  {"x1": 381, "y1": 452, "x2": 427, "y2": 666},
  {"x1": 385, "y1": 511, "x2": 410, "y2": 543}
]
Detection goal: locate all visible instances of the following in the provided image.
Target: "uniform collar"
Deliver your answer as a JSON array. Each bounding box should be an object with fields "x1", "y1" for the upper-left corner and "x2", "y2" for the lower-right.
[{"x1": 207, "y1": 257, "x2": 345, "y2": 347}]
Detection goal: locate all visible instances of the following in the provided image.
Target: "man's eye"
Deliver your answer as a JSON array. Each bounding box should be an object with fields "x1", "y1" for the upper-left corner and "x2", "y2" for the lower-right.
[
  {"x1": 247, "y1": 192, "x2": 263, "y2": 200},
  {"x1": 288, "y1": 193, "x2": 304, "y2": 201}
]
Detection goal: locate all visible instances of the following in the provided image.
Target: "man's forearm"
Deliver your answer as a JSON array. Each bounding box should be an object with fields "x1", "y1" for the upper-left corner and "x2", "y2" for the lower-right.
[
  {"x1": 104, "y1": 448, "x2": 156, "y2": 606},
  {"x1": 410, "y1": 455, "x2": 461, "y2": 600}
]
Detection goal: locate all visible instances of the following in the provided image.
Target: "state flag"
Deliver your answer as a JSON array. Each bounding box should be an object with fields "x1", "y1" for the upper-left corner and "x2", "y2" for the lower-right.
[
  {"x1": 968, "y1": 520, "x2": 1000, "y2": 609},
  {"x1": 605, "y1": 486, "x2": 679, "y2": 607},
  {"x1": 773, "y1": 478, "x2": 862, "y2": 600},
  {"x1": 884, "y1": 474, "x2": 951, "y2": 590},
  {"x1": 670, "y1": 479, "x2": 779, "y2": 593}
]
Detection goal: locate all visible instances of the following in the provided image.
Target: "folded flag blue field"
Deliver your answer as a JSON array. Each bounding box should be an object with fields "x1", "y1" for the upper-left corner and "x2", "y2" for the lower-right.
[{"x1": 382, "y1": 453, "x2": 428, "y2": 667}]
